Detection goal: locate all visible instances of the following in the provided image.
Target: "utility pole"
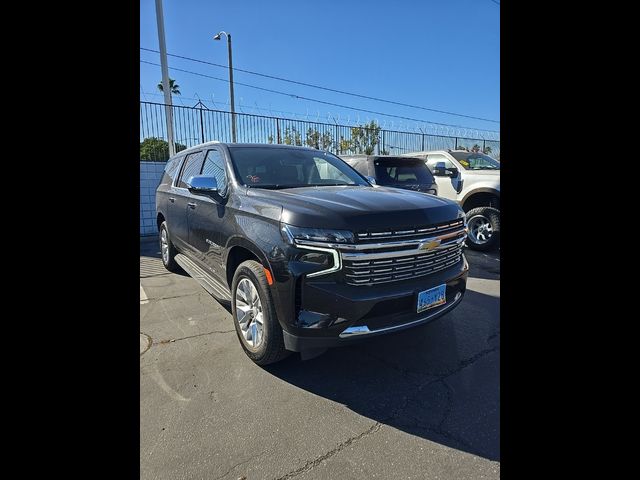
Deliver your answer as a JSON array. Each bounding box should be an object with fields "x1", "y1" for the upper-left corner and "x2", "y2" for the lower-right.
[
  {"x1": 213, "y1": 31, "x2": 236, "y2": 142},
  {"x1": 155, "y1": 0, "x2": 175, "y2": 157}
]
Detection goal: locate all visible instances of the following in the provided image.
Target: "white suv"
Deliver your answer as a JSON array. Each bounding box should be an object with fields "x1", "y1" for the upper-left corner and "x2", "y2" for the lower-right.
[{"x1": 401, "y1": 150, "x2": 500, "y2": 251}]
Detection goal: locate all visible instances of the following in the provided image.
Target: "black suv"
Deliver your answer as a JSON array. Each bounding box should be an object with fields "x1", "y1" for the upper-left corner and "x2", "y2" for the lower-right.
[
  {"x1": 156, "y1": 143, "x2": 468, "y2": 365},
  {"x1": 340, "y1": 155, "x2": 438, "y2": 195}
]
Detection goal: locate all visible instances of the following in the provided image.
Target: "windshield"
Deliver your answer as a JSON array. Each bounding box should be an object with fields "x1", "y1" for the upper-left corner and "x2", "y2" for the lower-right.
[
  {"x1": 373, "y1": 158, "x2": 435, "y2": 186},
  {"x1": 450, "y1": 152, "x2": 500, "y2": 170},
  {"x1": 229, "y1": 147, "x2": 370, "y2": 189}
]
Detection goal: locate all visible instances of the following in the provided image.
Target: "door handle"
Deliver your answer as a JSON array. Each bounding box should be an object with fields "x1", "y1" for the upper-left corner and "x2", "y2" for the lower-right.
[
  {"x1": 169, "y1": 197, "x2": 175, "y2": 203},
  {"x1": 187, "y1": 202, "x2": 197, "y2": 209}
]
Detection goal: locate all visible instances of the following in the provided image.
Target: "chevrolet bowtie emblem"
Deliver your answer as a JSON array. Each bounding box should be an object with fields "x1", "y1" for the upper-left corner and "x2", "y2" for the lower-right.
[{"x1": 419, "y1": 239, "x2": 441, "y2": 251}]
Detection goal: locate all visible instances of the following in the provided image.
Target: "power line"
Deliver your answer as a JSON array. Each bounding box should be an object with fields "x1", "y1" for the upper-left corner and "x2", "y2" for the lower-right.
[
  {"x1": 140, "y1": 60, "x2": 500, "y2": 134},
  {"x1": 141, "y1": 90, "x2": 356, "y2": 120},
  {"x1": 140, "y1": 47, "x2": 499, "y2": 124}
]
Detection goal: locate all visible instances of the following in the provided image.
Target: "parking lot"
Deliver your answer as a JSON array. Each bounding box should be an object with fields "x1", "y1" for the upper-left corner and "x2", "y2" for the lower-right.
[{"x1": 140, "y1": 237, "x2": 500, "y2": 479}]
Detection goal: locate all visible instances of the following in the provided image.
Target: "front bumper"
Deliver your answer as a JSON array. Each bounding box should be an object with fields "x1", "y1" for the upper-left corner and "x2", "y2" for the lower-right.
[{"x1": 280, "y1": 256, "x2": 468, "y2": 352}]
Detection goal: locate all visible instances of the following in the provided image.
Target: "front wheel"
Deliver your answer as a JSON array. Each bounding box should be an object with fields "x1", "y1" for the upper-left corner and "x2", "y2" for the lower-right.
[
  {"x1": 231, "y1": 260, "x2": 289, "y2": 365},
  {"x1": 465, "y1": 207, "x2": 500, "y2": 251}
]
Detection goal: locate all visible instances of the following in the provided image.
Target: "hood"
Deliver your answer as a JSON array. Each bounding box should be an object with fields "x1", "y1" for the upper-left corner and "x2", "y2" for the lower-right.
[{"x1": 245, "y1": 185, "x2": 463, "y2": 231}]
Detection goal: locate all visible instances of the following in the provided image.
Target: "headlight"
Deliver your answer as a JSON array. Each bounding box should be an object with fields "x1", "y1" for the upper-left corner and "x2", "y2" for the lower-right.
[{"x1": 281, "y1": 224, "x2": 354, "y2": 245}]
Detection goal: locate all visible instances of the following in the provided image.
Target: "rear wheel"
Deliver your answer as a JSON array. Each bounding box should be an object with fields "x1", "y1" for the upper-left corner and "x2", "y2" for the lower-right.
[
  {"x1": 159, "y1": 222, "x2": 180, "y2": 272},
  {"x1": 465, "y1": 207, "x2": 500, "y2": 251},
  {"x1": 231, "y1": 260, "x2": 289, "y2": 365}
]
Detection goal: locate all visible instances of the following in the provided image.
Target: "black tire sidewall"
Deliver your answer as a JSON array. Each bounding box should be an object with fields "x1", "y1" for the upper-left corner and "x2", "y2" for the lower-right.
[
  {"x1": 159, "y1": 222, "x2": 179, "y2": 270},
  {"x1": 231, "y1": 261, "x2": 284, "y2": 363}
]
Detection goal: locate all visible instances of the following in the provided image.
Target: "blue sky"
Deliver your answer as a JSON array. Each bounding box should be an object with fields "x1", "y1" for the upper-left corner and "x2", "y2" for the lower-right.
[{"x1": 140, "y1": 0, "x2": 499, "y2": 138}]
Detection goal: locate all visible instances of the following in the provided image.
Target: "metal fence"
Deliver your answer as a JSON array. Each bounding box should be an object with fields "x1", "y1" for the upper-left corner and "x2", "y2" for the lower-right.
[{"x1": 140, "y1": 101, "x2": 500, "y2": 162}]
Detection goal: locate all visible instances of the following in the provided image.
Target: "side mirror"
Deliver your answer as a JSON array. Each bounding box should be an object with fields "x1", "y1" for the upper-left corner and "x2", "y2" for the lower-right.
[
  {"x1": 187, "y1": 175, "x2": 218, "y2": 195},
  {"x1": 433, "y1": 161, "x2": 448, "y2": 176},
  {"x1": 365, "y1": 175, "x2": 377, "y2": 185},
  {"x1": 446, "y1": 166, "x2": 459, "y2": 177}
]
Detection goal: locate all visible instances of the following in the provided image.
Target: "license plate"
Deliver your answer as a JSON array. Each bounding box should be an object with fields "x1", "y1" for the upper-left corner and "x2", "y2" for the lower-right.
[{"x1": 417, "y1": 284, "x2": 447, "y2": 313}]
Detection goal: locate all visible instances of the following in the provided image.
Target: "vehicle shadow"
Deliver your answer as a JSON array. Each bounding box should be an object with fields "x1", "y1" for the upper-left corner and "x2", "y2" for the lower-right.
[
  {"x1": 265, "y1": 288, "x2": 500, "y2": 461},
  {"x1": 140, "y1": 241, "x2": 191, "y2": 277}
]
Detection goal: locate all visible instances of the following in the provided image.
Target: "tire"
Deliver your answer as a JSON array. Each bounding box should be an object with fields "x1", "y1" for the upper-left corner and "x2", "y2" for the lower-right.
[
  {"x1": 159, "y1": 221, "x2": 180, "y2": 272},
  {"x1": 231, "y1": 260, "x2": 289, "y2": 365},
  {"x1": 465, "y1": 207, "x2": 500, "y2": 251}
]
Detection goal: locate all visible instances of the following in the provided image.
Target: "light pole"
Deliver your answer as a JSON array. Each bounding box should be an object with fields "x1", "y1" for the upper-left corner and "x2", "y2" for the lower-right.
[
  {"x1": 154, "y1": 0, "x2": 175, "y2": 157},
  {"x1": 213, "y1": 31, "x2": 236, "y2": 143}
]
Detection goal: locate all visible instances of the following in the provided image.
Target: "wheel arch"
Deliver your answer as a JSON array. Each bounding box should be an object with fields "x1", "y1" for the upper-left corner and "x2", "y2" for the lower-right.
[
  {"x1": 225, "y1": 237, "x2": 272, "y2": 288},
  {"x1": 156, "y1": 211, "x2": 166, "y2": 231},
  {"x1": 460, "y1": 188, "x2": 500, "y2": 212}
]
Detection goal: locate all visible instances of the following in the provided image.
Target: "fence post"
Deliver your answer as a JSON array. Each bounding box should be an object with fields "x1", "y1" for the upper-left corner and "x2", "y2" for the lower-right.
[
  {"x1": 199, "y1": 104, "x2": 205, "y2": 144},
  {"x1": 276, "y1": 118, "x2": 281, "y2": 144},
  {"x1": 421, "y1": 134, "x2": 425, "y2": 151},
  {"x1": 382, "y1": 130, "x2": 386, "y2": 154},
  {"x1": 455, "y1": 137, "x2": 458, "y2": 149},
  {"x1": 483, "y1": 139, "x2": 486, "y2": 153}
]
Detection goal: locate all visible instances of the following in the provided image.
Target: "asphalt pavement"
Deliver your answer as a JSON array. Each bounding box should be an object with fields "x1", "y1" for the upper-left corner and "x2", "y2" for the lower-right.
[{"x1": 140, "y1": 236, "x2": 500, "y2": 479}]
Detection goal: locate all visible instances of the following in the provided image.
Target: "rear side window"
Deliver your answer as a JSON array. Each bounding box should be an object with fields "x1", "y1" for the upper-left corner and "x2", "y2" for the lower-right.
[
  {"x1": 177, "y1": 151, "x2": 205, "y2": 188},
  {"x1": 202, "y1": 149, "x2": 228, "y2": 195},
  {"x1": 374, "y1": 158, "x2": 434, "y2": 186},
  {"x1": 161, "y1": 155, "x2": 183, "y2": 185}
]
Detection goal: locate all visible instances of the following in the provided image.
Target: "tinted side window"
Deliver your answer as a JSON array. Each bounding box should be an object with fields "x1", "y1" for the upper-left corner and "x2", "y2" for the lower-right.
[
  {"x1": 373, "y1": 159, "x2": 434, "y2": 185},
  {"x1": 202, "y1": 149, "x2": 228, "y2": 195},
  {"x1": 177, "y1": 151, "x2": 205, "y2": 188},
  {"x1": 425, "y1": 154, "x2": 454, "y2": 172},
  {"x1": 161, "y1": 155, "x2": 183, "y2": 185}
]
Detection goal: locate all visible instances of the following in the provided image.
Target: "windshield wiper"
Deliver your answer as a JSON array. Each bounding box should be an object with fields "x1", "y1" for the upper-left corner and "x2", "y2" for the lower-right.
[
  {"x1": 248, "y1": 183, "x2": 358, "y2": 189},
  {"x1": 307, "y1": 183, "x2": 356, "y2": 187},
  {"x1": 247, "y1": 184, "x2": 308, "y2": 190}
]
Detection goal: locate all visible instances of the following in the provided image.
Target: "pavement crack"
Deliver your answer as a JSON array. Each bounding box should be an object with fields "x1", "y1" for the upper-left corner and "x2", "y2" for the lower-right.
[
  {"x1": 431, "y1": 346, "x2": 499, "y2": 381},
  {"x1": 274, "y1": 422, "x2": 381, "y2": 480},
  {"x1": 155, "y1": 329, "x2": 235, "y2": 345},
  {"x1": 437, "y1": 380, "x2": 454, "y2": 430},
  {"x1": 145, "y1": 291, "x2": 205, "y2": 302},
  {"x1": 354, "y1": 348, "x2": 422, "y2": 388},
  {"x1": 212, "y1": 449, "x2": 268, "y2": 480}
]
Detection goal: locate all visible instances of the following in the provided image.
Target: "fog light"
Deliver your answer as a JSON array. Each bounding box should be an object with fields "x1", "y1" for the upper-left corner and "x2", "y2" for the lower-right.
[{"x1": 299, "y1": 251, "x2": 330, "y2": 266}]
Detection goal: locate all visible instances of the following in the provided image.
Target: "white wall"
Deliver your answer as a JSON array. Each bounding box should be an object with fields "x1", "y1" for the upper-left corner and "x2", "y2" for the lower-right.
[{"x1": 140, "y1": 161, "x2": 166, "y2": 236}]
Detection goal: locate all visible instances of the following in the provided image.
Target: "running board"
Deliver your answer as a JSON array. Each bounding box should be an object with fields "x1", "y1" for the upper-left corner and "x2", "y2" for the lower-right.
[{"x1": 175, "y1": 254, "x2": 232, "y2": 302}]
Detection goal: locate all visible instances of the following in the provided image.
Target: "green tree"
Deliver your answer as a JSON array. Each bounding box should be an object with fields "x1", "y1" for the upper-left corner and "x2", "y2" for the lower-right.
[
  {"x1": 305, "y1": 127, "x2": 333, "y2": 150},
  {"x1": 157, "y1": 79, "x2": 181, "y2": 95},
  {"x1": 140, "y1": 137, "x2": 187, "y2": 161},
  {"x1": 349, "y1": 121, "x2": 381, "y2": 154},
  {"x1": 282, "y1": 127, "x2": 302, "y2": 146},
  {"x1": 483, "y1": 145, "x2": 493, "y2": 155},
  {"x1": 471, "y1": 144, "x2": 481, "y2": 153}
]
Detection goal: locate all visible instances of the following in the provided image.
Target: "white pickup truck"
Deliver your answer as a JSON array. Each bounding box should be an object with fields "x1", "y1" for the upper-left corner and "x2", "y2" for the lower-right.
[{"x1": 401, "y1": 150, "x2": 500, "y2": 251}]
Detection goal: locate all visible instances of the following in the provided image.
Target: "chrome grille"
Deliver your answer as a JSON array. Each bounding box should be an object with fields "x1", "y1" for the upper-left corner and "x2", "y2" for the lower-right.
[
  {"x1": 343, "y1": 244, "x2": 463, "y2": 285},
  {"x1": 341, "y1": 220, "x2": 466, "y2": 286},
  {"x1": 356, "y1": 219, "x2": 464, "y2": 244}
]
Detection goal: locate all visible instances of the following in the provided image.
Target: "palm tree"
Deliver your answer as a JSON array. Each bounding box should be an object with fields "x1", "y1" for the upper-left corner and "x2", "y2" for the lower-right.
[{"x1": 157, "y1": 79, "x2": 181, "y2": 95}]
